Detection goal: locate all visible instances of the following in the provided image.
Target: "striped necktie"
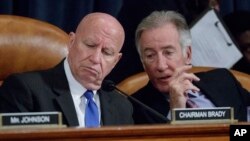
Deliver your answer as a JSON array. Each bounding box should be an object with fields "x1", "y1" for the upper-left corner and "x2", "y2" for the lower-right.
[{"x1": 186, "y1": 93, "x2": 199, "y2": 108}]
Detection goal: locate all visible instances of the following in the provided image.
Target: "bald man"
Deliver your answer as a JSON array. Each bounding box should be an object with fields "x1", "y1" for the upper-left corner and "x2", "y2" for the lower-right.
[{"x1": 0, "y1": 13, "x2": 133, "y2": 127}]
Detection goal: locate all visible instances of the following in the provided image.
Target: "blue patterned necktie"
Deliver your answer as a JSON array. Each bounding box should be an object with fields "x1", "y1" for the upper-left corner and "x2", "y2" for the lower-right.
[
  {"x1": 186, "y1": 93, "x2": 199, "y2": 108},
  {"x1": 84, "y1": 90, "x2": 99, "y2": 127}
]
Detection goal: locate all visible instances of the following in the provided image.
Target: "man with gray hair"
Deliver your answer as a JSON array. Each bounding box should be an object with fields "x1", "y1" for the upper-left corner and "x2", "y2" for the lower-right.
[{"x1": 131, "y1": 10, "x2": 250, "y2": 124}]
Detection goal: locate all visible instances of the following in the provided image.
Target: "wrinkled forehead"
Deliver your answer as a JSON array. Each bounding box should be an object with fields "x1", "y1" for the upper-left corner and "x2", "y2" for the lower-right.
[
  {"x1": 77, "y1": 13, "x2": 124, "y2": 35},
  {"x1": 81, "y1": 14, "x2": 123, "y2": 37},
  {"x1": 76, "y1": 13, "x2": 125, "y2": 51}
]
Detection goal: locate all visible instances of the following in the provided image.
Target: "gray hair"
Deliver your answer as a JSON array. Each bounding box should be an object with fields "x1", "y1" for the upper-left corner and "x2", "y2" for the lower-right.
[{"x1": 135, "y1": 10, "x2": 192, "y2": 56}]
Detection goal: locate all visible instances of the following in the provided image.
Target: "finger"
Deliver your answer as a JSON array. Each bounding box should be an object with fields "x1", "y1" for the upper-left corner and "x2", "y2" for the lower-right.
[
  {"x1": 173, "y1": 65, "x2": 192, "y2": 78},
  {"x1": 182, "y1": 72, "x2": 200, "y2": 82},
  {"x1": 174, "y1": 71, "x2": 200, "y2": 84},
  {"x1": 183, "y1": 80, "x2": 200, "y2": 92}
]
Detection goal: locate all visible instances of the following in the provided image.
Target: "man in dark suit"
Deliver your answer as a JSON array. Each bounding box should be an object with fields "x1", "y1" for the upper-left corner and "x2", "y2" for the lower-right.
[
  {"x1": 0, "y1": 12, "x2": 133, "y2": 127},
  {"x1": 223, "y1": 10, "x2": 250, "y2": 74},
  {"x1": 131, "y1": 10, "x2": 250, "y2": 124}
]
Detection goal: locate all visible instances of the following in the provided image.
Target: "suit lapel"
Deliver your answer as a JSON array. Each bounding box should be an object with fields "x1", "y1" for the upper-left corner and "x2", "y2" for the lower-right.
[
  {"x1": 51, "y1": 61, "x2": 79, "y2": 126},
  {"x1": 98, "y1": 89, "x2": 118, "y2": 125},
  {"x1": 193, "y1": 75, "x2": 224, "y2": 107}
]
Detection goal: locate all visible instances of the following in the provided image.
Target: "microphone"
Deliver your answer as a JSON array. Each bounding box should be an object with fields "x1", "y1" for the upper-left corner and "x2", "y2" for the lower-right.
[{"x1": 102, "y1": 80, "x2": 169, "y2": 123}]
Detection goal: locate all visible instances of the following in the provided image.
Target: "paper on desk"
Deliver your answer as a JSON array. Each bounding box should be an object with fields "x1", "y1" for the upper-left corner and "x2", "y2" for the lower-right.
[{"x1": 190, "y1": 9, "x2": 242, "y2": 68}]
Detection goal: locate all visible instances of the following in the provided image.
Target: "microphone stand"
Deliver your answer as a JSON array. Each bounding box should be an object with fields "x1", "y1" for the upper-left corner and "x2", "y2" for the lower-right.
[{"x1": 113, "y1": 87, "x2": 169, "y2": 123}]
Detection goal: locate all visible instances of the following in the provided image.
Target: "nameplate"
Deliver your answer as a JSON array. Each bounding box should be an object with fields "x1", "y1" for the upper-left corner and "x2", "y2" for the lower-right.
[
  {"x1": 171, "y1": 107, "x2": 236, "y2": 124},
  {"x1": 0, "y1": 112, "x2": 63, "y2": 128}
]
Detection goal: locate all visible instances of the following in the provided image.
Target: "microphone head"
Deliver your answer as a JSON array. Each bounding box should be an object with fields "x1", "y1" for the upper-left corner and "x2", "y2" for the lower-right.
[{"x1": 102, "y1": 80, "x2": 116, "y2": 91}]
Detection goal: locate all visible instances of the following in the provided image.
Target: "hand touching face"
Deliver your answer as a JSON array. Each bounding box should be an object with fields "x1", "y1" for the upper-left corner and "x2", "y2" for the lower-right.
[
  {"x1": 139, "y1": 23, "x2": 199, "y2": 108},
  {"x1": 168, "y1": 65, "x2": 200, "y2": 109}
]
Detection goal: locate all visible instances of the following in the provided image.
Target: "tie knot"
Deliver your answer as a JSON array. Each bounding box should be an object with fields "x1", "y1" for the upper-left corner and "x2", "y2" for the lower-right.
[{"x1": 84, "y1": 90, "x2": 94, "y2": 100}]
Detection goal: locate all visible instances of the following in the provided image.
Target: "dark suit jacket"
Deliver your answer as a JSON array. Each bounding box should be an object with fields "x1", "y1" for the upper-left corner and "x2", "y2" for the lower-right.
[
  {"x1": 0, "y1": 61, "x2": 133, "y2": 127},
  {"x1": 131, "y1": 68, "x2": 250, "y2": 124}
]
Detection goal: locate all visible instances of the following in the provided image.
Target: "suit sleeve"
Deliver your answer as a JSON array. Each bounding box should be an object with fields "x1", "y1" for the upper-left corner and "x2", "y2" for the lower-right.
[
  {"x1": 228, "y1": 70, "x2": 250, "y2": 106},
  {"x1": 0, "y1": 74, "x2": 34, "y2": 113}
]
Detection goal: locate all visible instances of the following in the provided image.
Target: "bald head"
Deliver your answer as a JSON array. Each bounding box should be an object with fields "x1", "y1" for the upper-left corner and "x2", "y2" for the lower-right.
[
  {"x1": 76, "y1": 12, "x2": 125, "y2": 51},
  {"x1": 67, "y1": 12, "x2": 125, "y2": 90}
]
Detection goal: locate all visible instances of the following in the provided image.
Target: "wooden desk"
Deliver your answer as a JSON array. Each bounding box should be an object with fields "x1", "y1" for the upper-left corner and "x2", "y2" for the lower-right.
[{"x1": 0, "y1": 123, "x2": 232, "y2": 141}]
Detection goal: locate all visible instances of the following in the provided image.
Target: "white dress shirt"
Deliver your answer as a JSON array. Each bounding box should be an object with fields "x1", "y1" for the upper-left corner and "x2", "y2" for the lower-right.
[{"x1": 64, "y1": 58, "x2": 101, "y2": 127}]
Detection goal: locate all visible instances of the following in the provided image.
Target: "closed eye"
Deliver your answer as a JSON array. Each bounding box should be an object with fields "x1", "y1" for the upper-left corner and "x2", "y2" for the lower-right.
[{"x1": 102, "y1": 48, "x2": 114, "y2": 56}]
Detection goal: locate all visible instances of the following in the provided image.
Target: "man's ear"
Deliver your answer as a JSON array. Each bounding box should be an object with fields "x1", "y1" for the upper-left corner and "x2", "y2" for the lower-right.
[
  {"x1": 68, "y1": 32, "x2": 75, "y2": 49},
  {"x1": 113, "y1": 53, "x2": 122, "y2": 67},
  {"x1": 185, "y1": 46, "x2": 192, "y2": 65},
  {"x1": 141, "y1": 57, "x2": 146, "y2": 70}
]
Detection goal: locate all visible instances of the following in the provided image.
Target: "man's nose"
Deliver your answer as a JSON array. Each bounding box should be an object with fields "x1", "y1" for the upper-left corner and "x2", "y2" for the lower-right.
[
  {"x1": 90, "y1": 48, "x2": 102, "y2": 63},
  {"x1": 156, "y1": 55, "x2": 168, "y2": 71}
]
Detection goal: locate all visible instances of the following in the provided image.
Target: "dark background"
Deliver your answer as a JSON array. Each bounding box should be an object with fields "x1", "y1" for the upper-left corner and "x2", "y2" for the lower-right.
[{"x1": 1, "y1": 0, "x2": 249, "y2": 84}]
